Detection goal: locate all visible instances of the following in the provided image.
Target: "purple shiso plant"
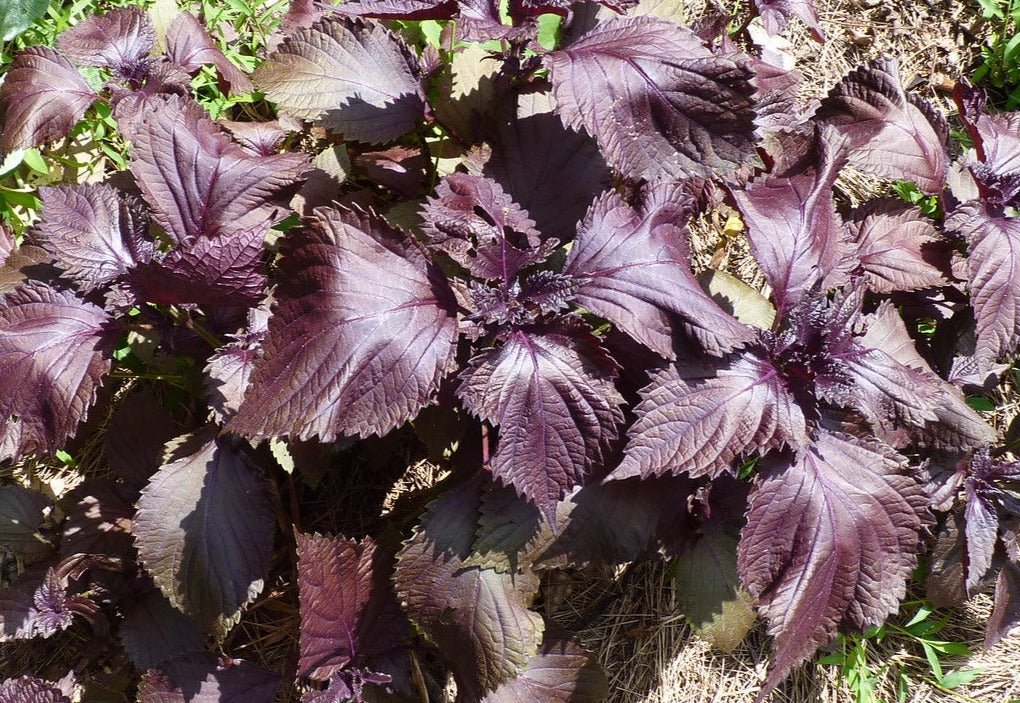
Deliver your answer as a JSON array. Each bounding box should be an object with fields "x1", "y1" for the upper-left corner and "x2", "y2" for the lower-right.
[{"x1": 0, "y1": 0, "x2": 1018, "y2": 701}]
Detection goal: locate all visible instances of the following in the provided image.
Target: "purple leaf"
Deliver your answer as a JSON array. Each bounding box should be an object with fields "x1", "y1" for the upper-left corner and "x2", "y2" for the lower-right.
[
  {"x1": 230, "y1": 207, "x2": 458, "y2": 441},
  {"x1": 848, "y1": 198, "x2": 946, "y2": 293},
  {"x1": 729, "y1": 126, "x2": 850, "y2": 314},
  {"x1": 946, "y1": 203, "x2": 1020, "y2": 361},
  {"x1": 0, "y1": 281, "x2": 116, "y2": 461},
  {"x1": 815, "y1": 57, "x2": 949, "y2": 194},
  {"x1": 546, "y1": 16, "x2": 757, "y2": 180},
  {"x1": 60, "y1": 480, "x2": 134, "y2": 560},
  {"x1": 335, "y1": 0, "x2": 457, "y2": 20},
  {"x1": 34, "y1": 184, "x2": 153, "y2": 292},
  {"x1": 754, "y1": 0, "x2": 824, "y2": 41},
  {"x1": 964, "y1": 451, "x2": 1020, "y2": 594},
  {"x1": 134, "y1": 428, "x2": 275, "y2": 628},
  {"x1": 129, "y1": 221, "x2": 268, "y2": 306},
  {"x1": 120, "y1": 587, "x2": 203, "y2": 669},
  {"x1": 480, "y1": 637, "x2": 607, "y2": 703},
  {"x1": 221, "y1": 120, "x2": 289, "y2": 156},
  {"x1": 852, "y1": 302, "x2": 995, "y2": 448},
  {"x1": 0, "y1": 555, "x2": 111, "y2": 641},
  {"x1": 105, "y1": 390, "x2": 176, "y2": 491},
  {"x1": 457, "y1": 327, "x2": 625, "y2": 519},
  {"x1": 927, "y1": 514, "x2": 967, "y2": 609},
  {"x1": 0, "y1": 46, "x2": 97, "y2": 153},
  {"x1": 394, "y1": 476, "x2": 545, "y2": 698},
  {"x1": 986, "y1": 560, "x2": 1020, "y2": 648},
  {"x1": 165, "y1": 12, "x2": 254, "y2": 94},
  {"x1": 0, "y1": 562, "x2": 50, "y2": 640},
  {"x1": 953, "y1": 83, "x2": 1020, "y2": 208},
  {"x1": 825, "y1": 294, "x2": 993, "y2": 450},
  {"x1": 57, "y1": 7, "x2": 155, "y2": 72},
  {"x1": 535, "y1": 474, "x2": 695, "y2": 568},
  {"x1": 129, "y1": 95, "x2": 307, "y2": 244},
  {"x1": 204, "y1": 308, "x2": 268, "y2": 423},
  {"x1": 737, "y1": 433, "x2": 928, "y2": 694},
  {"x1": 469, "y1": 473, "x2": 697, "y2": 572},
  {"x1": 0, "y1": 486, "x2": 53, "y2": 562},
  {"x1": 254, "y1": 17, "x2": 425, "y2": 144},
  {"x1": 457, "y1": 0, "x2": 533, "y2": 41},
  {"x1": 300, "y1": 676, "x2": 354, "y2": 703},
  {"x1": 609, "y1": 351, "x2": 806, "y2": 481},
  {"x1": 296, "y1": 532, "x2": 407, "y2": 680},
  {"x1": 963, "y1": 480, "x2": 998, "y2": 594},
  {"x1": 565, "y1": 184, "x2": 753, "y2": 357},
  {"x1": 0, "y1": 677, "x2": 70, "y2": 703},
  {"x1": 466, "y1": 93, "x2": 611, "y2": 242},
  {"x1": 420, "y1": 173, "x2": 544, "y2": 282},
  {"x1": 139, "y1": 653, "x2": 279, "y2": 703}
]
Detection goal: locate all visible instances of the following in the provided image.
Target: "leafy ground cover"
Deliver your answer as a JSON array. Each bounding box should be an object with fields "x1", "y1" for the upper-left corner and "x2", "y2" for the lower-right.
[{"x1": 1, "y1": 1, "x2": 1019, "y2": 702}]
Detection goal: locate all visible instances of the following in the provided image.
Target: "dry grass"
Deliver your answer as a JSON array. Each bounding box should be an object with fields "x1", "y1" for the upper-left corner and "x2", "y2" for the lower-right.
[{"x1": 555, "y1": 560, "x2": 1020, "y2": 703}]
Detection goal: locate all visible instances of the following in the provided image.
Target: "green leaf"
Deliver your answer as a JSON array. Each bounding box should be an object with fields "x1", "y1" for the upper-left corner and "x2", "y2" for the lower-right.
[
  {"x1": 21, "y1": 148, "x2": 48, "y2": 175},
  {"x1": 925, "y1": 640, "x2": 970, "y2": 656},
  {"x1": 420, "y1": 19, "x2": 443, "y2": 47},
  {"x1": 921, "y1": 640, "x2": 943, "y2": 680},
  {"x1": 979, "y1": 0, "x2": 1007, "y2": 19},
  {"x1": 537, "y1": 14, "x2": 562, "y2": 51},
  {"x1": 904, "y1": 603, "x2": 933, "y2": 628},
  {"x1": 938, "y1": 668, "x2": 982, "y2": 689},
  {"x1": 967, "y1": 395, "x2": 996, "y2": 412},
  {"x1": 0, "y1": 0, "x2": 51, "y2": 42},
  {"x1": 0, "y1": 149, "x2": 25, "y2": 178}
]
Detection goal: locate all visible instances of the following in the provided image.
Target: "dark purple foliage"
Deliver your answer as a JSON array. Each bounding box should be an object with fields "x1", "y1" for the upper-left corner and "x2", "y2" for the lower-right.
[
  {"x1": 0, "y1": 486, "x2": 53, "y2": 561},
  {"x1": 3, "y1": 2, "x2": 1020, "y2": 700},
  {"x1": 138, "y1": 654, "x2": 279, "y2": 703},
  {"x1": 57, "y1": 7, "x2": 155, "y2": 72},
  {"x1": 458, "y1": 326, "x2": 624, "y2": 519},
  {"x1": 254, "y1": 17, "x2": 425, "y2": 144},
  {"x1": 35, "y1": 184, "x2": 152, "y2": 292},
  {"x1": 0, "y1": 282, "x2": 117, "y2": 461},
  {"x1": 754, "y1": 0, "x2": 823, "y2": 41},
  {"x1": 480, "y1": 637, "x2": 607, "y2": 702},
  {"x1": 608, "y1": 352, "x2": 806, "y2": 481},
  {"x1": 421, "y1": 173, "x2": 545, "y2": 281},
  {"x1": 566, "y1": 184, "x2": 752, "y2": 357},
  {"x1": 987, "y1": 561, "x2": 1020, "y2": 647},
  {"x1": 134, "y1": 428, "x2": 275, "y2": 628},
  {"x1": 295, "y1": 532, "x2": 407, "y2": 684},
  {"x1": 729, "y1": 126, "x2": 849, "y2": 315},
  {"x1": 848, "y1": 198, "x2": 946, "y2": 293},
  {"x1": 546, "y1": 16, "x2": 757, "y2": 180},
  {"x1": 0, "y1": 677, "x2": 70, "y2": 703},
  {"x1": 815, "y1": 56, "x2": 949, "y2": 194},
  {"x1": 120, "y1": 587, "x2": 204, "y2": 669},
  {"x1": 165, "y1": 12, "x2": 254, "y2": 94},
  {"x1": 947, "y1": 203, "x2": 1020, "y2": 361},
  {"x1": 230, "y1": 206, "x2": 459, "y2": 441},
  {"x1": 0, "y1": 46, "x2": 98, "y2": 152},
  {"x1": 394, "y1": 475, "x2": 545, "y2": 699},
  {"x1": 129, "y1": 95, "x2": 306, "y2": 243},
  {"x1": 466, "y1": 93, "x2": 611, "y2": 242},
  {"x1": 738, "y1": 433, "x2": 928, "y2": 695}
]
